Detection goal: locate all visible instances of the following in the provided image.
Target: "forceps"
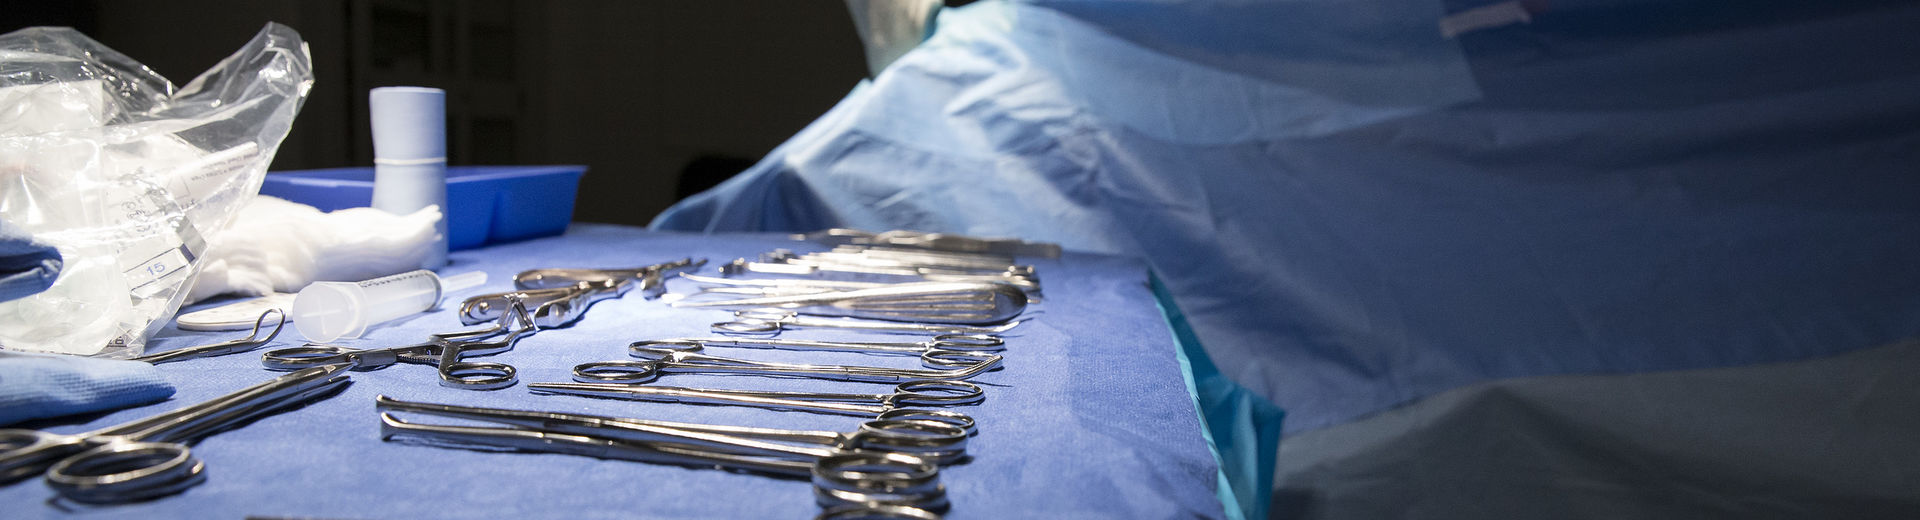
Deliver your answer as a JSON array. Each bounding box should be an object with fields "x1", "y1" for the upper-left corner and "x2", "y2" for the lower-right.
[
  {"x1": 133, "y1": 309, "x2": 286, "y2": 364},
  {"x1": 375, "y1": 395, "x2": 970, "y2": 464},
  {"x1": 260, "y1": 300, "x2": 535, "y2": 390},
  {"x1": 0, "y1": 364, "x2": 350, "y2": 502},
  {"x1": 672, "y1": 281, "x2": 1028, "y2": 325},
  {"x1": 632, "y1": 335, "x2": 1003, "y2": 369},
  {"x1": 711, "y1": 309, "x2": 1026, "y2": 336},
  {"x1": 531, "y1": 381, "x2": 984, "y2": 435},
  {"x1": 571, "y1": 346, "x2": 1004, "y2": 384},
  {"x1": 375, "y1": 398, "x2": 950, "y2": 512}
]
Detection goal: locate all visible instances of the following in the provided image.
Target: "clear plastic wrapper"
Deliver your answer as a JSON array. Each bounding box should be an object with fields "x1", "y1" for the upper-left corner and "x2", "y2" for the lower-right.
[{"x1": 0, "y1": 23, "x2": 312, "y2": 357}]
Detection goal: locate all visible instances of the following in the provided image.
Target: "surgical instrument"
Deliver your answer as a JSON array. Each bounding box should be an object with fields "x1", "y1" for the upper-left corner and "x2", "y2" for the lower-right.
[
  {"x1": 0, "y1": 364, "x2": 351, "y2": 502},
  {"x1": 571, "y1": 346, "x2": 1004, "y2": 384},
  {"x1": 376, "y1": 401, "x2": 950, "y2": 511},
  {"x1": 711, "y1": 309, "x2": 1026, "y2": 336},
  {"x1": 793, "y1": 228, "x2": 1061, "y2": 258},
  {"x1": 787, "y1": 247, "x2": 1024, "y2": 273},
  {"x1": 134, "y1": 309, "x2": 286, "y2": 364},
  {"x1": 722, "y1": 258, "x2": 1040, "y2": 294},
  {"x1": 632, "y1": 335, "x2": 1003, "y2": 369},
  {"x1": 260, "y1": 298, "x2": 535, "y2": 390},
  {"x1": 458, "y1": 258, "x2": 705, "y2": 327},
  {"x1": 511, "y1": 258, "x2": 706, "y2": 295},
  {"x1": 672, "y1": 281, "x2": 1028, "y2": 325},
  {"x1": 530, "y1": 381, "x2": 979, "y2": 435},
  {"x1": 375, "y1": 395, "x2": 970, "y2": 464}
]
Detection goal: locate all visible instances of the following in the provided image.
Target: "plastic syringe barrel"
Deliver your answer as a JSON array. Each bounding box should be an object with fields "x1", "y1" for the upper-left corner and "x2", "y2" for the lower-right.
[{"x1": 292, "y1": 269, "x2": 487, "y2": 343}]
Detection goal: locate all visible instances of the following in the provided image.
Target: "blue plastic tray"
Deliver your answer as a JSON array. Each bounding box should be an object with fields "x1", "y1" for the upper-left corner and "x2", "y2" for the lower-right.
[{"x1": 260, "y1": 165, "x2": 585, "y2": 250}]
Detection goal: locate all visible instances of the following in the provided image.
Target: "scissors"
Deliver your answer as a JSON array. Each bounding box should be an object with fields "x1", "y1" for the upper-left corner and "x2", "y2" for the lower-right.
[
  {"x1": 134, "y1": 309, "x2": 286, "y2": 364},
  {"x1": 260, "y1": 299, "x2": 535, "y2": 390},
  {"x1": 530, "y1": 380, "x2": 983, "y2": 433},
  {"x1": 631, "y1": 335, "x2": 1003, "y2": 369},
  {"x1": 0, "y1": 364, "x2": 350, "y2": 503},
  {"x1": 570, "y1": 345, "x2": 1003, "y2": 385},
  {"x1": 672, "y1": 281, "x2": 1029, "y2": 325},
  {"x1": 712, "y1": 309, "x2": 1025, "y2": 336},
  {"x1": 458, "y1": 258, "x2": 707, "y2": 326},
  {"x1": 375, "y1": 396, "x2": 950, "y2": 513},
  {"x1": 376, "y1": 395, "x2": 969, "y2": 464}
]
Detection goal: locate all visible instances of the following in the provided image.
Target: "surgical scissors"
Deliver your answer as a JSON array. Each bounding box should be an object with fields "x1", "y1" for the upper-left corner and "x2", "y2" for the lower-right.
[
  {"x1": 133, "y1": 309, "x2": 286, "y2": 364},
  {"x1": 260, "y1": 299, "x2": 535, "y2": 390},
  {"x1": 632, "y1": 335, "x2": 1003, "y2": 369},
  {"x1": 0, "y1": 364, "x2": 350, "y2": 502},
  {"x1": 375, "y1": 397, "x2": 950, "y2": 512},
  {"x1": 711, "y1": 309, "x2": 1026, "y2": 336},
  {"x1": 672, "y1": 281, "x2": 1028, "y2": 325},
  {"x1": 375, "y1": 395, "x2": 970, "y2": 464},
  {"x1": 571, "y1": 346, "x2": 1003, "y2": 384}
]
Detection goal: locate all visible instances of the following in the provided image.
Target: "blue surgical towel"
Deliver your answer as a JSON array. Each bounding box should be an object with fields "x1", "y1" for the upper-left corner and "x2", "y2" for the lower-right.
[
  {"x1": 0, "y1": 354, "x2": 175, "y2": 426},
  {"x1": 0, "y1": 218, "x2": 62, "y2": 303}
]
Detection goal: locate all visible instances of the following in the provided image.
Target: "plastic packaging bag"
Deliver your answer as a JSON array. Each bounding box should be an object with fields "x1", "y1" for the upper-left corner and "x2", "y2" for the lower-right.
[{"x1": 0, "y1": 23, "x2": 312, "y2": 357}]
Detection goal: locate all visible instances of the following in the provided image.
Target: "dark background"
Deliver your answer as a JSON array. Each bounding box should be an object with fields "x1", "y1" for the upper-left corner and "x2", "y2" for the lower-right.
[{"x1": 6, "y1": 1, "x2": 870, "y2": 226}]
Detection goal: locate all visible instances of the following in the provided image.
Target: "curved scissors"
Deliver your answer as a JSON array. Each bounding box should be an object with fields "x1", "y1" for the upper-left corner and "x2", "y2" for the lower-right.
[
  {"x1": 568, "y1": 345, "x2": 1002, "y2": 385},
  {"x1": 375, "y1": 397, "x2": 949, "y2": 512},
  {"x1": 260, "y1": 300, "x2": 534, "y2": 390},
  {"x1": 0, "y1": 364, "x2": 350, "y2": 503}
]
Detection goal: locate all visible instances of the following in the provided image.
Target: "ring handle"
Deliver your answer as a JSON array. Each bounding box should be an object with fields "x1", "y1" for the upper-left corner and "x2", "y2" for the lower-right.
[
  {"x1": 439, "y1": 361, "x2": 517, "y2": 390},
  {"x1": 919, "y1": 350, "x2": 1001, "y2": 371},
  {"x1": 875, "y1": 409, "x2": 977, "y2": 436},
  {"x1": 811, "y1": 452, "x2": 946, "y2": 511},
  {"x1": 851, "y1": 420, "x2": 970, "y2": 464},
  {"x1": 260, "y1": 345, "x2": 355, "y2": 370},
  {"x1": 45, "y1": 441, "x2": 205, "y2": 503},
  {"x1": 711, "y1": 320, "x2": 781, "y2": 335},
  {"x1": 890, "y1": 381, "x2": 985, "y2": 407},
  {"x1": 733, "y1": 308, "x2": 798, "y2": 321},
  {"x1": 928, "y1": 334, "x2": 1003, "y2": 351},
  {"x1": 572, "y1": 361, "x2": 660, "y2": 384},
  {"x1": 813, "y1": 503, "x2": 946, "y2": 520}
]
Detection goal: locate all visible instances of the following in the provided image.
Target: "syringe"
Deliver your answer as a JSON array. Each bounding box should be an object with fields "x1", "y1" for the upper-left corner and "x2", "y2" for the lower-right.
[{"x1": 291, "y1": 269, "x2": 487, "y2": 342}]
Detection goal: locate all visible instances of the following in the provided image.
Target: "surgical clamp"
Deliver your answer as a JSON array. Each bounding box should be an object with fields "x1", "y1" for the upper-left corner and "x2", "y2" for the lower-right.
[
  {"x1": 260, "y1": 299, "x2": 535, "y2": 390},
  {"x1": 375, "y1": 395, "x2": 970, "y2": 464},
  {"x1": 711, "y1": 309, "x2": 1026, "y2": 336},
  {"x1": 530, "y1": 380, "x2": 984, "y2": 434},
  {"x1": 458, "y1": 258, "x2": 706, "y2": 327},
  {"x1": 791, "y1": 228, "x2": 1062, "y2": 258},
  {"x1": 631, "y1": 335, "x2": 1004, "y2": 369},
  {"x1": 375, "y1": 397, "x2": 951, "y2": 512},
  {"x1": 570, "y1": 346, "x2": 1003, "y2": 384},
  {"x1": 672, "y1": 281, "x2": 1028, "y2": 325}
]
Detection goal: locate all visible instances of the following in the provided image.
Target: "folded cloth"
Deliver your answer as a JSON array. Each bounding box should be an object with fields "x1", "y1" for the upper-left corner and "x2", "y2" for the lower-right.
[
  {"x1": 0, "y1": 218, "x2": 62, "y2": 303},
  {"x1": 0, "y1": 353, "x2": 175, "y2": 426}
]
